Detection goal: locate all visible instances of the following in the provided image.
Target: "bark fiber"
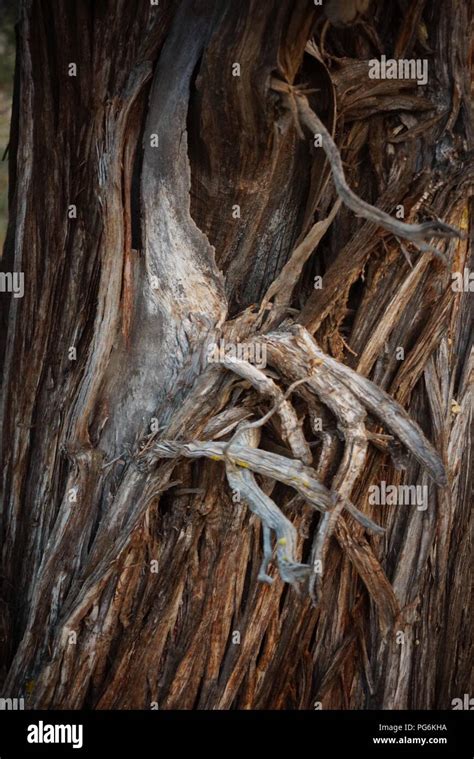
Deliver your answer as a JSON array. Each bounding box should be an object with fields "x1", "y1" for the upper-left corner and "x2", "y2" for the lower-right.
[{"x1": 0, "y1": 0, "x2": 472, "y2": 709}]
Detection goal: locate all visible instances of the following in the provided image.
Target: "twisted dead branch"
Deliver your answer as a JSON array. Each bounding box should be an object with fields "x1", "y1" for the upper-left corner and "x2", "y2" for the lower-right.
[
  {"x1": 225, "y1": 427, "x2": 310, "y2": 585},
  {"x1": 142, "y1": 322, "x2": 447, "y2": 592},
  {"x1": 260, "y1": 327, "x2": 447, "y2": 485},
  {"x1": 270, "y1": 78, "x2": 465, "y2": 258},
  {"x1": 220, "y1": 355, "x2": 312, "y2": 464}
]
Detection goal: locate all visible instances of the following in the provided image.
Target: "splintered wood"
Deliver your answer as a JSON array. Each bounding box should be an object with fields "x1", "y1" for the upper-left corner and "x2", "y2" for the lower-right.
[{"x1": 142, "y1": 324, "x2": 447, "y2": 611}]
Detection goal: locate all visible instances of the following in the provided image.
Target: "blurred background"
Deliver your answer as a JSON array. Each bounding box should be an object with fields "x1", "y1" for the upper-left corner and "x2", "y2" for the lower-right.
[{"x1": 0, "y1": 0, "x2": 16, "y2": 250}]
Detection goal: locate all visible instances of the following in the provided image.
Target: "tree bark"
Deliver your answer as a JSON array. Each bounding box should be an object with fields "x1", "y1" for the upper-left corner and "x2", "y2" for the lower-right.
[{"x1": 0, "y1": 0, "x2": 472, "y2": 709}]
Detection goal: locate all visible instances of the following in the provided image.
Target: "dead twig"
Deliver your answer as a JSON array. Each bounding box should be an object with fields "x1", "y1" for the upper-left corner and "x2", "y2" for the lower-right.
[
  {"x1": 270, "y1": 78, "x2": 465, "y2": 260},
  {"x1": 225, "y1": 427, "x2": 310, "y2": 585},
  {"x1": 220, "y1": 357, "x2": 313, "y2": 464},
  {"x1": 260, "y1": 326, "x2": 447, "y2": 485}
]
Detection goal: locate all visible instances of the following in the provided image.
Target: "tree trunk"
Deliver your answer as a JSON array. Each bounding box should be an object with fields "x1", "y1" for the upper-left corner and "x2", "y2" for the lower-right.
[{"x1": 0, "y1": 0, "x2": 472, "y2": 710}]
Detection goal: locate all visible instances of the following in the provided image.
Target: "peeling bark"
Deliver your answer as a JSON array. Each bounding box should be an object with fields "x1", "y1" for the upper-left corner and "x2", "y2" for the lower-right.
[{"x1": 0, "y1": 0, "x2": 472, "y2": 709}]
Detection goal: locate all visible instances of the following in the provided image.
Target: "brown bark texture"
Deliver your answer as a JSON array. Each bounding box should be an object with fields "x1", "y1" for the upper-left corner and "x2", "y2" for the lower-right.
[{"x1": 0, "y1": 0, "x2": 472, "y2": 709}]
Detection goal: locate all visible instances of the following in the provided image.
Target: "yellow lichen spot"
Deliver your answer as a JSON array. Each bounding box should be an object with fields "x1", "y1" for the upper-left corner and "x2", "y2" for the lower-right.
[
  {"x1": 310, "y1": 358, "x2": 324, "y2": 372},
  {"x1": 210, "y1": 455, "x2": 221, "y2": 461},
  {"x1": 277, "y1": 537, "x2": 287, "y2": 546},
  {"x1": 451, "y1": 399, "x2": 462, "y2": 415},
  {"x1": 235, "y1": 459, "x2": 249, "y2": 468}
]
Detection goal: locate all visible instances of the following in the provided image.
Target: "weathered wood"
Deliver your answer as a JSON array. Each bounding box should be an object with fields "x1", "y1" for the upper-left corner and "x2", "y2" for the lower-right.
[{"x1": 0, "y1": 0, "x2": 471, "y2": 709}]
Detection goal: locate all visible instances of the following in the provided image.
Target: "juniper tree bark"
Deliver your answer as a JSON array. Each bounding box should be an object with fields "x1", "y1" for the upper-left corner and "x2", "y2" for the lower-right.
[{"x1": 0, "y1": 0, "x2": 472, "y2": 709}]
